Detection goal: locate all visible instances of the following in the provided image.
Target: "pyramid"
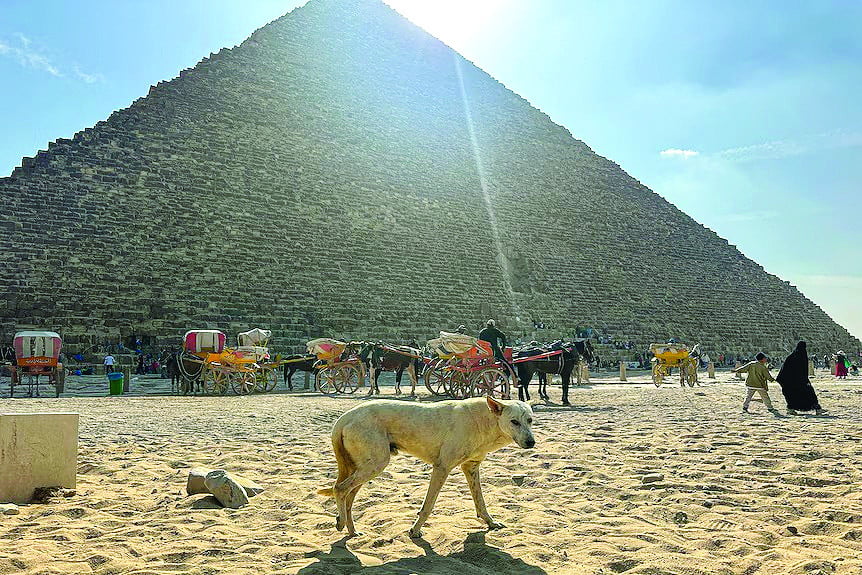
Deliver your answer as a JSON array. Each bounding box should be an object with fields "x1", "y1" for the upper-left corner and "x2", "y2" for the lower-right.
[{"x1": 1, "y1": 0, "x2": 858, "y2": 356}]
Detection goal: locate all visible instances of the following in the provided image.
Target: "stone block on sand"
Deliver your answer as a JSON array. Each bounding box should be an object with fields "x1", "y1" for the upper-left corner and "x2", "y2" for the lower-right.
[
  {"x1": 203, "y1": 470, "x2": 249, "y2": 509},
  {"x1": 0, "y1": 413, "x2": 78, "y2": 504}
]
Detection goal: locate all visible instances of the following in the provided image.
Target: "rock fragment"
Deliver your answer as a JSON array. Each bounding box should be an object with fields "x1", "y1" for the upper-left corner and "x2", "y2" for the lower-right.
[
  {"x1": 187, "y1": 468, "x2": 263, "y2": 497},
  {"x1": 204, "y1": 470, "x2": 249, "y2": 509},
  {"x1": 641, "y1": 473, "x2": 664, "y2": 484},
  {"x1": 0, "y1": 503, "x2": 20, "y2": 515}
]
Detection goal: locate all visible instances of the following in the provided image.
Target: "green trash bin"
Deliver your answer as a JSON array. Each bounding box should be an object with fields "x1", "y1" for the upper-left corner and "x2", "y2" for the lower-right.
[{"x1": 108, "y1": 372, "x2": 124, "y2": 395}]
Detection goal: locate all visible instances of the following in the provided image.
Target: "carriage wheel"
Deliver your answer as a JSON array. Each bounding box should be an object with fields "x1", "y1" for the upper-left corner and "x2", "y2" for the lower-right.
[
  {"x1": 424, "y1": 361, "x2": 449, "y2": 396},
  {"x1": 474, "y1": 368, "x2": 510, "y2": 399},
  {"x1": 652, "y1": 363, "x2": 664, "y2": 387},
  {"x1": 255, "y1": 368, "x2": 279, "y2": 393},
  {"x1": 316, "y1": 367, "x2": 338, "y2": 395},
  {"x1": 231, "y1": 371, "x2": 256, "y2": 395},
  {"x1": 203, "y1": 368, "x2": 229, "y2": 395},
  {"x1": 448, "y1": 370, "x2": 473, "y2": 399},
  {"x1": 339, "y1": 365, "x2": 360, "y2": 394}
]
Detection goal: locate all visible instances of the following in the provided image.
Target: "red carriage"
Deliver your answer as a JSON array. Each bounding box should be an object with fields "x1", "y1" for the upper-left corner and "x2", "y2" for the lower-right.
[
  {"x1": 422, "y1": 331, "x2": 513, "y2": 399},
  {"x1": 7, "y1": 331, "x2": 65, "y2": 398}
]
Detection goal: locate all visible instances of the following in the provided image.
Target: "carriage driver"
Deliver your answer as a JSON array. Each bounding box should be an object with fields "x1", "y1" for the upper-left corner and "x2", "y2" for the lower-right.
[{"x1": 478, "y1": 320, "x2": 516, "y2": 378}]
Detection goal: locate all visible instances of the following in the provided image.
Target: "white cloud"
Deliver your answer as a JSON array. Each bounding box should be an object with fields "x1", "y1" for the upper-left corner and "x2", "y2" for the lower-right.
[
  {"x1": 0, "y1": 33, "x2": 102, "y2": 83},
  {"x1": 73, "y1": 65, "x2": 104, "y2": 84},
  {"x1": 660, "y1": 148, "x2": 699, "y2": 159},
  {"x1": 718, "y1": 130, "x2": 862, "y2": 162}
]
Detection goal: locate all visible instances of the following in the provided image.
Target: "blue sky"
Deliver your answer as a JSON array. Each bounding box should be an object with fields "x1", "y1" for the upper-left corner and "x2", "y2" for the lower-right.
[{"x1": 1, "y1": 0, "x2": 859, "y2": 338}]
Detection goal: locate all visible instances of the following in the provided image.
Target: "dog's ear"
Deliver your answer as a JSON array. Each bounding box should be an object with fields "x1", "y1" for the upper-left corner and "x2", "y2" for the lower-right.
[{"x1": 486, "y1": 396, "x2": 505, "y2": 416}]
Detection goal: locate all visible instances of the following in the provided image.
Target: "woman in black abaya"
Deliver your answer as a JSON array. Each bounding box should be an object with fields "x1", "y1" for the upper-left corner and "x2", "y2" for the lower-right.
[{"x1": 776, "y1": 341, "x2": 826, "y2": 415}]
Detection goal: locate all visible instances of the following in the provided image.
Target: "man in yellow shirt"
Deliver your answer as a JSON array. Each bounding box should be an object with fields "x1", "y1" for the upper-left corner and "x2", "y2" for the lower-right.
[{"x1": 733, "y1": 352, "x2": 778, "y2": 414}]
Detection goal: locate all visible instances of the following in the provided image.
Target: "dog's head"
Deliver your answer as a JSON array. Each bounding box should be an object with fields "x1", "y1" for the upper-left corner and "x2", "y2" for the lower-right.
[{"x1": 486, "y1": 396, "x2": 535, "y2": 449}]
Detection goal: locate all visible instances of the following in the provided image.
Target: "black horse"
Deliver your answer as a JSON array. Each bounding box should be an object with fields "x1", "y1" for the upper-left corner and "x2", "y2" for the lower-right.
[
  {"x1": 517, "y1": 339, "x2": 596, "y2": 405},
  {"x1": 359, "y1": 341, "x2": 422, "y2": 395},
  {"x1": 282, "y1": 354, "x2": 318, "y2": 390},
  {"x1": 164, "y1": 351, "x2": 204, "y2": 395}
]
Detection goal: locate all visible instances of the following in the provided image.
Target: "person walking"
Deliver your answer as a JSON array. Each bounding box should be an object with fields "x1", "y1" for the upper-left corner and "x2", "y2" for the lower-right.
[
  {"x1": 733, "y1": 352, "x2": 779, "y2": 414},
  {"x1": 776, "y1": 341, "x2": 826, "y2": 415},
  {"x1": 835, "y1": 351, "x2": 849, "y2": 379},
  {"x1": 103, "y1": 353, "x2": 116, "y2": 375}
]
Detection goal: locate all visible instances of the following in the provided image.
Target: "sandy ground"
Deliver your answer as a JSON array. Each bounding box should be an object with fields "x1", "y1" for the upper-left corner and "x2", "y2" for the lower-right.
[{"x1": 1, "y1": 372, "x2": 861, "y2": 575}]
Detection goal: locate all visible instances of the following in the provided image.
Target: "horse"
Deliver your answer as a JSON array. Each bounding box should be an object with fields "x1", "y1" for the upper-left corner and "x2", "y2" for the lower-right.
[
  {"x1": 359, "y1": 341, "x2": 421, "y2": 395},
  {"x1": 516, "y1": 341, "x2": 578, "y2": 405},
  {"x1": 164, "y1": 351, "x2": 204, "y2": 395},
  {"x1": 282, "y1": 354, "x2": 318, "y2": 390}
]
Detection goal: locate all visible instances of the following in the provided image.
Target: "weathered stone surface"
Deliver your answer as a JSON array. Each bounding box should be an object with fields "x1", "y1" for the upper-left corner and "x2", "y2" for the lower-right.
[
  {"x1": 0, "y1": 0, "x2": 857, "y2": 357},
  {"x1": 0, "y1": 413, "x2": 78, "y2": 504},
  {"x1": 203, "y1": 470, "x2": 249, "y2": 509},
  {"x1": 0, "y1": 503, "x2": 20, "y2": 515},
  {"x1": 188, "y1": 468, "x2": 263, "y2": 497}
]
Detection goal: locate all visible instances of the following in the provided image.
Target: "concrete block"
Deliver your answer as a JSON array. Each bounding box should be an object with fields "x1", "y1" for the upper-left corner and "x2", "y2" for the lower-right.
[{"x1": 0, "y1": 413, "x2": 78, "y2": 504}]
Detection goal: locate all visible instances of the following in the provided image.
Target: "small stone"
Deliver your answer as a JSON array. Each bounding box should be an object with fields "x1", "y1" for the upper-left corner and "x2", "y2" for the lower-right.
[
  {"x1": 673, "y1": 511, "x2": 688, "y2": 525},
  {"x1": 787, "y1": 525, "x2": 799, "y2": 535},
  {"x1": 0, "y1": 503, "x2": 20, "y2": 515},
  {"x1": 512, "y1": 475, "x2": 526, "y2": 486},
  {"x1": 702, "y1": 500, "x2": 714, "y2": 508},
  {"x1": 187, "y1": 468, "x2": 263, "y2": 497},
  {"x1": 642, "y1": 473, "x2": 664, "y2": 484},
  {"x1": 204, "y1": 470, "x2": 249, "y2": 509},
  {"x1": 187, "y1": 468, "x2": 212, "y2": 495}
]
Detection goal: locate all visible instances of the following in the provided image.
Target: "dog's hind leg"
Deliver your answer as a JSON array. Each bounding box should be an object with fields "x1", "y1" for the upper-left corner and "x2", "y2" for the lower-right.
[
  {"x1": 335, "y1": 429, "x2": 391, "y2": 535},
  {"x1": 461, "y1": 459, "x2": 503, "y2": 530},
  {"x1": 409, "y1": 464, "x2": 452, "y2": 538}
]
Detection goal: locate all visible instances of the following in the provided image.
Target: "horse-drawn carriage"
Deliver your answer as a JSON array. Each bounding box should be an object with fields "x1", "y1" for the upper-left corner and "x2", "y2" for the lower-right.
[
  {"x1": 308, "y1": 338, "x2": 366, "y2": 395},
  {"x1": 6, "y1": 331, "x2": 65, "y2": 398},
  {"x1": 178, "y1": 328, "x2": 280, "y2": 395},
  {"x1": 422, "y1": 332, "x2": 513, "y2": 399},
  {"x1": 650, "y1": 343, "x2": 698, "y2": 387}
]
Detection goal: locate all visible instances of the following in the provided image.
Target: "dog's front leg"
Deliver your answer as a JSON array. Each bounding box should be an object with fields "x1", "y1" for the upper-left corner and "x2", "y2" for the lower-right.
[
  {"x1": 409, "y1": 465, "x2": 450, "y2": 538},
  {"x1": 461, "y1": 460, "x2": 505, "y2": 530}
]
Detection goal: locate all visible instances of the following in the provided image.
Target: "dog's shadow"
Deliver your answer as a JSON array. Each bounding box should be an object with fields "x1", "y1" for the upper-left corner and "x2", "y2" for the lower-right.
[{"x1": 297, "y1": 531, "x2": 548, "y2": 574}]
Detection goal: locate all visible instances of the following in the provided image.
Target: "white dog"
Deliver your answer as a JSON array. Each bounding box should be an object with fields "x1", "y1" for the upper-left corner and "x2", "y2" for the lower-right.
[{"x1": 318, "y1": 396, "x2": 535, "y2": 537}]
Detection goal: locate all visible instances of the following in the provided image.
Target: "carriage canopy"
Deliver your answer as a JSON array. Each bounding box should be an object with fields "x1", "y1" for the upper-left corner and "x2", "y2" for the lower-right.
[
  {"x1": 183, "y1": 330, "x2": 226, "y2": 354},
  {"x1": 307, "y1": 338, "x2": 346, "y2": 361},
  {"x1": 237, "y1": 328, "x2": 272, "y2": 347},
  {"x1": 427, "y1": 331, "x2": 492, "y2": 359},
  {"x1": 14, "y1": 331, "x2": 62, "y2": 366}
]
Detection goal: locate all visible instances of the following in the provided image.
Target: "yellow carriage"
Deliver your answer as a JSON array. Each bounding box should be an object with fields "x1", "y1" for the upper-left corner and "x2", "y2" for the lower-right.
[
  {"x1": 181, "y1": 328, "x2": 279, "y2": 395},
  {"x1": 650, "y1": 343, "x2": 698, "y2": 387}
]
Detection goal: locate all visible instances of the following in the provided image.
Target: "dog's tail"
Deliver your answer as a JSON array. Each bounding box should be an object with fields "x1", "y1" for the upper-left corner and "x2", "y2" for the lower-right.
[{"x1": 317, "y1": 425, "x2": 352, "y2": 497}]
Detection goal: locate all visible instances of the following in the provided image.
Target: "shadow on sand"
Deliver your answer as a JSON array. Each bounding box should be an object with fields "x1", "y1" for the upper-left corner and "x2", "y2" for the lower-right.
[{"x1": 297, "y1": 531, "x2": 547, "y2": 575}]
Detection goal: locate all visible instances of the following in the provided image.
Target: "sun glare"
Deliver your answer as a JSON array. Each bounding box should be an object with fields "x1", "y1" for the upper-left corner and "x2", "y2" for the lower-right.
[{"x1": 384, "y1": 0, "x2": 514, "y2": 52}]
